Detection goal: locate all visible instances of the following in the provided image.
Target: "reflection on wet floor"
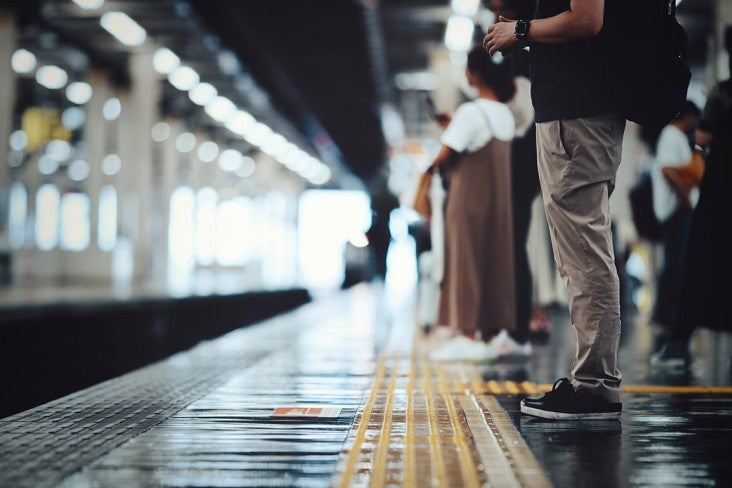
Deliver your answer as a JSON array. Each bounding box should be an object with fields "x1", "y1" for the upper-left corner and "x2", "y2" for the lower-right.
[{"x1": 1, "y1": 283, "x2": 731, "y2": 487}]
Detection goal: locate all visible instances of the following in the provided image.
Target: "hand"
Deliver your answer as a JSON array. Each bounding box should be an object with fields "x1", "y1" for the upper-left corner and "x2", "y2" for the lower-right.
[
  {"x1": 435, "y1": 112, "x2": 451, "y2": 128},
  {"x1": 483, "y1": 16, "x2": 518, "y2": 56}
]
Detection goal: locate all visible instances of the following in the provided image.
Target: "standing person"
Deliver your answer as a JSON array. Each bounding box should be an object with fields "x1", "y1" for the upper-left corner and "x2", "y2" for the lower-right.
[
  {"x1": 651, "y1": 26, "x2": 732, "y2": 367},
  {"x1": 484, "y1": 0, "x2": 626, "y2": 419},
  {"x1": 486, "y1": 0, "x2": 545, "y2": 354},
  {"x1": 650, "y1": 101, "x2": 700, "y2": 330},
  {"x1": 429, "y1": 46, "x2": 524, "y2": 362}
]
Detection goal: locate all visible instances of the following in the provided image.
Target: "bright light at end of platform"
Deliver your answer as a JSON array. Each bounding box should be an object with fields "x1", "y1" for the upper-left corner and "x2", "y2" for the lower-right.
[
  {"x1": 168, "y1": 66, "x2": 199, "y2": 91},
  {"x1": 189, "y1": 82, "x2": 217, "y2": 106},
  {"x1": 444, "y1": 15, "x2": 474, "y2": 53},
  {"x1": 451, "y1": 0, "x2": 480, "y2": 16},
  {"x1": 101, "y1": 12, "x2": 147, "y2": 47},
  {"x1": 349, "y1": 233, "x2": 369, "y2": 248},
  {"x1": 72, "y1": 0, "x2": 104, "y2": 9}
]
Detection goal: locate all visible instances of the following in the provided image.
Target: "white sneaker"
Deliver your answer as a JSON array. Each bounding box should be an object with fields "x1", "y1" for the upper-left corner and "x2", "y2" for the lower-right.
[
  {"x1": 489, "y1": 330, "x2": 533, "y2": 358},
  {"x1": 430, "y1": 336, "x2": 498, "y2": 362}
]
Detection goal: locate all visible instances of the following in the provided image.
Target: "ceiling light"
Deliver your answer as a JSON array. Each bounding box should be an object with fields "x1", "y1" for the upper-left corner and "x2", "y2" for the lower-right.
[
  {"x1": 189, "y1": 82, "x2": 217, "y2": 106},
  {"x1": 11, "y1": 49, "x2": 36, "y2": 74},
  {"x1": 261, "y1": 133, "x2": 288, "y2": 157},
  {"x1": 236, "y1": 156, "x2": 256, "y2": 177},
  {"x1": 168, "y1": 65, "x2": 199, "y2": 91},
  {"x1": 102, "y1": 98, "x2": 121, "y2": 120},
  {"x1": 151, "y1": 122, "x2": 171, "y2": 142},
  {"x1": 152, "y1": 47, "x2": 180, "y2": 75},
  {"x1": 100, "y1": 12, "x2": 147, "y2": 47},
  {"x1": 72, "y1": 0, "x2": 104, "y2": 9},
  {"x1": 62, "y1": 107, "x2": 86, "y2": 130},
  {"x1": 444, "y1": 15, "x2": 474, "y2": 53},
  {"x1": 38, "y1": 155, "x2": 60, "y2": 175},
  {"x1": 451, "y1": 0, "x2": 480, "y2": 16},
  {"x1": 197, "y1": 141, "x2": 219, "y2": 163},
  {"x1": 102, "y1": 154, "x2": 122, "y2": 175},
  {"x1": 36, "y1": 65, "x2": 68, "y2": 89},
  {"x1": 46, "y1": 140, "x2": 72, "y2": 161},
  {"x1": 67, "y1": 159, "x2": 91, "y2": 182},
  {"x1": 204, "y1": 96, "x2": 236, "y2": 123},
  {"x1": 218, "y1": 149, "x2": 244, "y2": 172},
  {"x1": 66, "y1": 81, "x2": 93, "y2": 104},
  {"x1": 9, "y1": 131, "x2": 28, "y2": 151},
  {"x1": 225, "y1": 110, "x2": 256, "y2": 135},
  {"x1": 175, "y1": 132, "x2": 196, "y2": 153},
  {"x1": 244, "y1": 122, "x2": 272, "y2": 147}
]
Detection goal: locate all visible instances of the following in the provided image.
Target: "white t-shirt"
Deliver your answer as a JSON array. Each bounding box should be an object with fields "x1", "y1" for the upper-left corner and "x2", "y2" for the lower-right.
[
  {"x1": 440, "y1": 99, "x2": 515, "y2": 153},
  {"x1": 651, "y1": 124, "x2": 698, "y2": 222}
]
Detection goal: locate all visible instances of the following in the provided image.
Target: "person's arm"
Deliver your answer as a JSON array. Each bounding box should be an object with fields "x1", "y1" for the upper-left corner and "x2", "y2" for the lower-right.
[
  {"x1": 694, "y1": 129, "x2": 712, "y2": 150},
  {"x1": 429, "y1": 145, "x2": 458, "y2": 173},
  {"x1": 483, "y1": 0, "x2": 604, "y2": 56}
]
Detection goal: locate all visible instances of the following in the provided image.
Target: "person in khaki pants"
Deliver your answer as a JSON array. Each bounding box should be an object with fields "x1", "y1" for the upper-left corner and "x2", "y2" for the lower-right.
[{"x1": 484, "y1": 0, "x2": 625, "y2": 420}]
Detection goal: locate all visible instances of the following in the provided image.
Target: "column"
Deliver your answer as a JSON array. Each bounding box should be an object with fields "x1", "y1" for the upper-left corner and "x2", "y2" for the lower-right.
[
  {"x1": 117, "y1": 48, "x2": 160, "y2": 283},
  {"x1": 0, "y1": 11, "x2": 17, "y2": 253}
]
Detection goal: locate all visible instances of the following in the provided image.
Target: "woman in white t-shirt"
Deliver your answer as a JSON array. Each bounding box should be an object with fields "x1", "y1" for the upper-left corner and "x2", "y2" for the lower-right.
[{"x1": 430, "y1": 46, "x2": 521, "y2": 362}]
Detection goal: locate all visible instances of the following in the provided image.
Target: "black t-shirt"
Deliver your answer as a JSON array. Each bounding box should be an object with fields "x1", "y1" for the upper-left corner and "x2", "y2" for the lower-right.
[{"x1": 529, "y1": 0, "x2": 615, "y2": 122}]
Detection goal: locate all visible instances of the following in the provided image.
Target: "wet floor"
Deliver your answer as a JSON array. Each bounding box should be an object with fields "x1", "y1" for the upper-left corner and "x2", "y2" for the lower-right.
[{"x1": 1, "y1": 283, "x2": 731, "y2": 487}]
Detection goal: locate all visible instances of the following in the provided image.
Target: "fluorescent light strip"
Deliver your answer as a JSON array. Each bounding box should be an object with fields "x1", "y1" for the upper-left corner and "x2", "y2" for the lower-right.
[{"x1": 101, "y1": 12, "x2": 147, "y2": 47}]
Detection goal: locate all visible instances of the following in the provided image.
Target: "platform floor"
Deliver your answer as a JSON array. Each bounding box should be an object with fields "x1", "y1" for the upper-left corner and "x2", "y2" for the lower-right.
[{"x1": 1, "y1": 283, "x2": 731, "y2": 487}]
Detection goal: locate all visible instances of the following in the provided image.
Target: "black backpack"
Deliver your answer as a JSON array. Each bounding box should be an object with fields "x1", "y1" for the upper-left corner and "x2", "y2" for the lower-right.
[
  {"x1": 628, "y1": 171, "x2": 663, "y2": 242},
  {"x1": 600, "y1": 0, "x2": 691, "y2": 131}
]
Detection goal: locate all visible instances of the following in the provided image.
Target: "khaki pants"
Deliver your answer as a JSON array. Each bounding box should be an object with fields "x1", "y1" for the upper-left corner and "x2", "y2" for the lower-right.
[{"x1": 536, "y1": 115, "x2": 625, "y2": 403}]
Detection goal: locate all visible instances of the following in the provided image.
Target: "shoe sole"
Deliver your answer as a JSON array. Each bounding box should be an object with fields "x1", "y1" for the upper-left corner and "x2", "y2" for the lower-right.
[{"x1": 520, "y1": 404, "x2": 621, "y2": 420}]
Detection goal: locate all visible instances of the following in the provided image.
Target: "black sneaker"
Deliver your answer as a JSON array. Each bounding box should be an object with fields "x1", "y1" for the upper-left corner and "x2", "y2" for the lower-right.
[
  {"x1": 650, "y1": 341, "x2": 689, "y2": 369},
  {"x1": 520, "y1": 378, "x2": 622, "y2": 420}
]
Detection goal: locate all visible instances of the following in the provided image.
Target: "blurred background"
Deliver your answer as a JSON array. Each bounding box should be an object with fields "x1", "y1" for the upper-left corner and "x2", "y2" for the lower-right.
[{"x1": 0, "y1": 0, "x2": 728, "y2": 415}]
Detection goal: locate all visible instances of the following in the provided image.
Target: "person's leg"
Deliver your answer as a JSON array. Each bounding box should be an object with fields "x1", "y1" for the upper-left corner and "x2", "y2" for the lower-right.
[{"x1": 535, "y1": 115, "x2": 625, "y2": 403}]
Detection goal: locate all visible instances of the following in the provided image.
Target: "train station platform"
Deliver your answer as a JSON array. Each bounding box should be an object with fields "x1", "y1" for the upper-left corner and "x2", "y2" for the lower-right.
[{"x1": 1, "y1": 283, "x2": 731, "y2": 487}]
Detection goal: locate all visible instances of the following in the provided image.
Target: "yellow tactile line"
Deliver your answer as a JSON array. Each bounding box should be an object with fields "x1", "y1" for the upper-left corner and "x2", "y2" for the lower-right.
[
  {"x1": 422, "y1": 360, "x2": 447, "y2": 487},
  {"x1": 371, "y1": 356, "x2": 402, "y2": 488},
  {"x1": 402, "y1": 353, "x2": 417, "y2": 488},
  {"x1": 436, "y1": 364, "x2": 482, "y2": 488},
  {"x1": 449, "y1": 381, "x2": 732, "y2": 396},
  {"x1": 336, "y1": 360, "x2": 388, "y2": 488}
]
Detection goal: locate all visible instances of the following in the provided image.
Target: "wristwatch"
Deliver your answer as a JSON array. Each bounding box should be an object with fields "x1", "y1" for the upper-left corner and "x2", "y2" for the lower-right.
[{"x1": 514, "y1": 19, "x2": 530, "y2": 46}]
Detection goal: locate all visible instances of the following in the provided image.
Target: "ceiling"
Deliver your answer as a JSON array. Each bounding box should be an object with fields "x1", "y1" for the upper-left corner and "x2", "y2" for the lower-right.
[{"x1": 4, "y1": 0, "x2": 717, "y2": 187}]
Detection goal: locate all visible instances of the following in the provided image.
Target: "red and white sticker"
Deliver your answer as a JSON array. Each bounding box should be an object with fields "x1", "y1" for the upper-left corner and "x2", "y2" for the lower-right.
[{"x1": 270, "y1": 406, "x2": 342, "y2": 418}]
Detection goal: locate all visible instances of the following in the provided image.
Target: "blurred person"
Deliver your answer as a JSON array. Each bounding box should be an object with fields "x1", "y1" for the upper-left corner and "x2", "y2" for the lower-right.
[
  {"x1": 484, "y1": 0, "x2": 625, "y2": 419},
  {"x1": 651, "y1": 26, "x2": 732, "y2": 367},
  {"x1": 429, "y1": 45, "x2": 526, "y2": 362},
  {"x1": 487, "y1": 0, "x2": 552, "y2": 344},
  {"x1": 650, "y1": 101, "x2": 700, "y2": 329}
]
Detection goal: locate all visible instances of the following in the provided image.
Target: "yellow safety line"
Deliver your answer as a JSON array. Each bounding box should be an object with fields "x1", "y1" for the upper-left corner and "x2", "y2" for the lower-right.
[
  {"x1": 422, "y1": 360, "x2": 447, "y2": 488},
  {"x1": 622, "y1": 385, "x2": 732, "y2": 394},
  {"x1": 436, "y1": 364, "x2": 482, "y2": 488},
  {"x1": 402, "y1": 353, "x2": 417, "y2": 488},
  {"x1": 503, "y1": 381, "x2": 520, "y2": 395},
  {"x1": 371, "y1": 356, "x2": 401, "y2": 488},
  {"x1": 486, "y1": 380, "x2": 503, "y2": 394},
  {"x1": 337, "y1": 360, "x2": 388, "y2": 488},
  {"x1": 521, "y1": 381, "x2": 540, "y2": 395}
]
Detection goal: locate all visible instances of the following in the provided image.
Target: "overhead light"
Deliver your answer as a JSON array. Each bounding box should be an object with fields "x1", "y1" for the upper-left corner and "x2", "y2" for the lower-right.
[
  {"x1": 197, "y1": 141, "x2": 219, "y2": 163},
  {"x1": 46, "y1": 140, "x2": 72, "y2": 161},
  {"x1": 218, "y1": 149, "x2": 244, "y2": 172},
  {"x1": 236, "y1": 156, "x2": 256, "y2": 178},
  {"x1": 67, "y1": 159, "x2": 91, "y2": 182},
  {"x1": 153, "y1": 47, "x2": 180, "y2": 75},
  {"x1": 102, "y1": 97, "x2": 121, "y2": 120},
  {"x1": 175, "y1": 132, "x2": 196, "y2": 153},
  {"x1": 261, "y1": 133, "x2": 287, "y2": 157},
  {"x1": 101, "y1": 12, "x2": 147, "y2": 47},
  {"x1": 151, "y1": 122, "x2": 171, "y2": 142},
  {"x1": 61, "y1": 107, "x2": 86, "y2": 130},
  {"x1": 168, "y1": 65, "x2": 199, "y2": 91},
  {"x1": 102, "y1": 154, "x2": 122, "y2": 175},
  {"x1": 72, "y1": 0, "x2": 104, "y2": 9},
  {"x1": 444, "y1": 15, "x2": 474, "y2": 53},
  {"x1": 225, "y1": 110, "x2": 256, "y2": 135},
  {"x1": 66, "y1": 81, "x2": 93, "y2": 105},
  {"x1": 244, "y1": 122, "x2": 272, "y2": 147},
  {"x1": 451, "y1": 0, "x2": 480, "y2": 16},
  {"x1": 189, "y1": 82, "x2": 217, "y2": 106},
  {"x1": 11, "y1": 49, "x2": 36, "y2": 74},
  {"x1": 35, "y1": 65, "x2": 68, "y2": 89},
  {"x1": 9, "y1": 130, "x2": 28, "y2": 151},
  {"x1": 38, "y1": 155, "x2": 60, "y2": 175},
  {"x1": 204, "y1": 96, "x2": 236, "y2": 123}
]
